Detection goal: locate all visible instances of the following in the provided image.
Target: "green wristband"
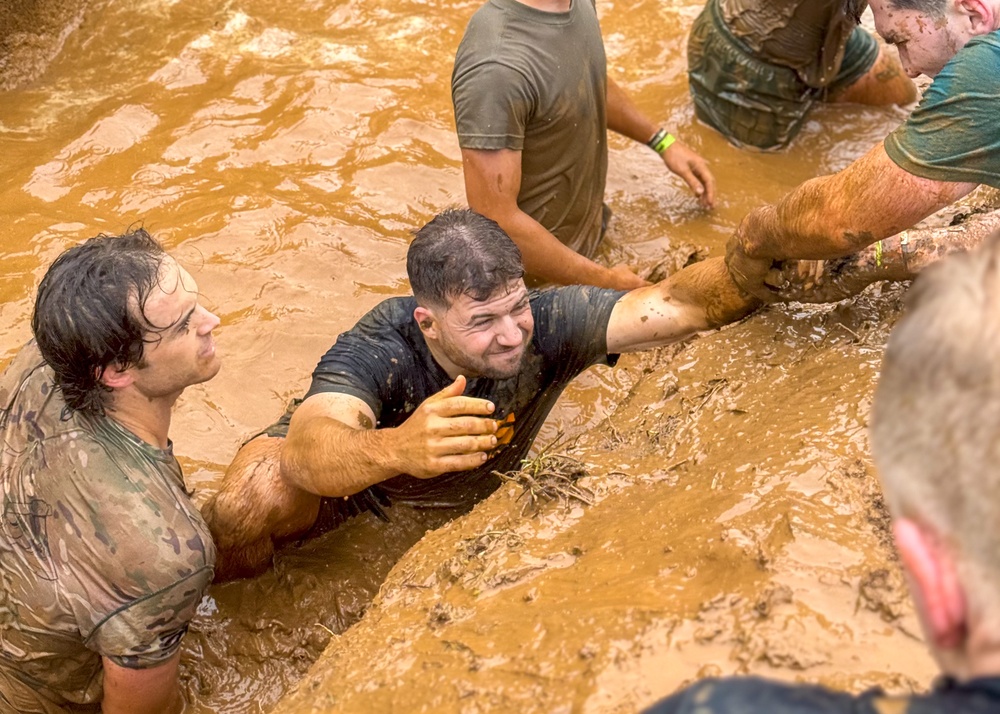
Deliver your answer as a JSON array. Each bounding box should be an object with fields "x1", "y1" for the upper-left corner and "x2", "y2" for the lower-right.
[{"x1": 649, "y1": 130, "x2": 676, "y2": 155}]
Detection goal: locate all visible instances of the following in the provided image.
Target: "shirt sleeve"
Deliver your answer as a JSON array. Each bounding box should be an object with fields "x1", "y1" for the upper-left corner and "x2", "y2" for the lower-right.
[
  {"x1": 452, "y1": 57, "x2": 534, "y2": 152},
  {"x1": 88, "y1": 569, "x2": 212, "y2": 668},
  {"x1": 533, "y1": 286, "x2": 627, "y2": 375},
  {"x1": 883, "y1": 34, "x2": 1000, "y2": 188}
]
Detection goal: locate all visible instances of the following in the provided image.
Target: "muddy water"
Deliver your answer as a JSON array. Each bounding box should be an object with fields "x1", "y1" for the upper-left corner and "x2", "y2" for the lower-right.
[{"x1": 0, "y1": 0, "x2": 951, "y2": 712}]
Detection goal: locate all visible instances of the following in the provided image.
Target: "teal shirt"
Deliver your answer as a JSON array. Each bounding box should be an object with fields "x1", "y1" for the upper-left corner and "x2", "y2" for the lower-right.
[{"x1": 884, "y1": 30, "x2": 1000, "y2": 189}]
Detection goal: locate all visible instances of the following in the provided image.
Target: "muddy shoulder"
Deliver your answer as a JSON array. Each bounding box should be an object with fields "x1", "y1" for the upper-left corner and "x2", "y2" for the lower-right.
[{"x1": 272, "y1": 278, "x2": 953, "y2": 711}]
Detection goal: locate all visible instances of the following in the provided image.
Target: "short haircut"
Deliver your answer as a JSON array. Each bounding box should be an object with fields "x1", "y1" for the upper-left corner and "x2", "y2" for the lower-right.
[
  {"x1": 31, "y1": 228, "x2": 169, "y2": 415},
  {"x1": 888, "y1": 0, "x2": 946, "y2": 15},
  {"x1": 871, "y1": 229, "x2": 1000, "y2": 612},
  {"x1": 407, "y1": 208, "x2": 524, "y2": 308}
]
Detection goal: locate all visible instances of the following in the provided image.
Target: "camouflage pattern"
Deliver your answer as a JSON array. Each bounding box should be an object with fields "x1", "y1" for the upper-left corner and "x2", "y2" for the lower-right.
[
  {"x1": 642, "y1": 675, "x2": 1000, "y2": 713},
  {"x1": 688, "y1": 0, "x2": 878, "y2": 149},
  {"x1": 0, "y1": 342, "x2": 215, "y2": 712}
]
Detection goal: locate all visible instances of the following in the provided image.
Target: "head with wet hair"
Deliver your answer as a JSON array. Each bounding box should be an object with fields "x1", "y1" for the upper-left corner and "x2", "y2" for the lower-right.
[
  {"x1": 871, "y1": 229, "x2": 1000, "y2": 661},
  {"x1": 407, "y1": 208, "x2": 524, "y2": 309},
  {"x1": 31, "y1": 228, "x2": 171, "y2": 415}
]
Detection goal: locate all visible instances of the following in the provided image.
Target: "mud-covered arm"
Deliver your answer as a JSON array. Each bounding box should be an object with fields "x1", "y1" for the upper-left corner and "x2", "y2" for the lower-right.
[
  {"x1": 734, "y1": 143, "x2": 977, "y2": 262},
  {"x1": 606, "y1": 257, "x2": 758, "y2": 353},
  {"x1": 280, "y1": 378, "x2": 500, "y2": 496},
  {"x1": 606, "y1": 77, "x2": 715, "y2": 208},
  {"x1": 102, "y1": 654, "x2": 183, "y2": 714},
  {"x1": 460, "y1": 148, "x2": 646, "y2": 289}
]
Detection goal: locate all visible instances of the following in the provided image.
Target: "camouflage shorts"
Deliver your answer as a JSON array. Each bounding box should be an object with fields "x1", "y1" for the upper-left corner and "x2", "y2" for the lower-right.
[{"x1": 687, "y1": 0, "x2": 879, "y2": 150}]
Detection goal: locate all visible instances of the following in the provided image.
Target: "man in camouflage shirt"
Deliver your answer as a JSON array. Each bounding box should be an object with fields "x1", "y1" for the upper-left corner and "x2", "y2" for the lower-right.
[{"x1": 0, "y1": 229, "x2": 220, "y2": 713}]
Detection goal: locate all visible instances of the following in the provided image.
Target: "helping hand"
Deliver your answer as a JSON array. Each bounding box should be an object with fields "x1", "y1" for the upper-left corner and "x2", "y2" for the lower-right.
[{"x1": 725, "y1": 234, "x2": 778, "y2": 302}]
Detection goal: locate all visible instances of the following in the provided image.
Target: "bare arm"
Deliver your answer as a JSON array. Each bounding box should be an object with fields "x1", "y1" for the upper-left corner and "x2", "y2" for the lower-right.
[
  {"x1": 736, "y1": 143, "x2": 977, "y2": 261},
  {"x1": 279, "y1": 377, "x2": 500, "y2": 497},
  {"x1": 461, "y1": 147, "x2": 646, "y2": 289},
  {"x1": 606, "y1": 77, "x2": 715, "y2": 208},
  {"x1": 102, "y1": 653, "x2": 182, "y2": 714},
  {"x1": 606, "y1": 257, "x2": 758, "y2": 353}
]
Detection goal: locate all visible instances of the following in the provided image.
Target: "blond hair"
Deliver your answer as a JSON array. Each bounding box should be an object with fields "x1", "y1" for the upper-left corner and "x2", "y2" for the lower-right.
[{"x1": 871, "y1": 230, "x2": 1000, "y2": 612}]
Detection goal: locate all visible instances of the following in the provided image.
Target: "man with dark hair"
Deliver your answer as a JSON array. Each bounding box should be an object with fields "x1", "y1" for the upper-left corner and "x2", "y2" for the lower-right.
[
  {"x1": 688, "y1": 0, "x2": 916, "y2": 150},
  {"x1": 0, "y1": 229, "x2": 221, "y2": 714},
  {"x1": 451, "y1": 0, "x2": 716, "y2": 291},
  {"x1": 725, "y1": 0, "x2": 1000, "y2": 299},
  {"x1": 642, "y1": 230, "x2": 1000, "y2": 714}
]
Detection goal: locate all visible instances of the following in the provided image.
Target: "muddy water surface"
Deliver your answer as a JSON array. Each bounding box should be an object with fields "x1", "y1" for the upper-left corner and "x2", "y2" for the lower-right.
[{"x1": 0, "y1": 0, "x2": 948, "y2": 711}]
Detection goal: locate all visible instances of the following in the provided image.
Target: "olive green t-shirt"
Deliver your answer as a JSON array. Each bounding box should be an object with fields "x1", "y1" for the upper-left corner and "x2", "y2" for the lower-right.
[
  {"x1": 884, "y1": 30, "x2": 1000, "y2": 189},
  {"x1": 720, "y1": 0, "x2": 867, "y2": 88},
  {"x1": 452, "y1": 0, "x2": 608, "y2": 259},
  {"x1": 0, "y1": 343, "x2": 215, "y2": 713}
]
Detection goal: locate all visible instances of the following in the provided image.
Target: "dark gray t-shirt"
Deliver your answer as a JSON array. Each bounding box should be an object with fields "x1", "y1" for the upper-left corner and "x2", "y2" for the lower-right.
[{"x1": 452, "y1": 0, "x2": 608, "y2": 259}]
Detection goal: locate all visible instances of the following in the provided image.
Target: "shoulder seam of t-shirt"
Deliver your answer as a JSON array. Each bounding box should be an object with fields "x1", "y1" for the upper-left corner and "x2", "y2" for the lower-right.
[{"x1": 85, "y1": 565, "x2": 214, "y2": 653}]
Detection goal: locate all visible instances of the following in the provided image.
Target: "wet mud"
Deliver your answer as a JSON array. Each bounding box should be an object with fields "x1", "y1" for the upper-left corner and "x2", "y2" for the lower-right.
[{"x1": 0, "y1": 0, "x2": 997, "y2": 712}]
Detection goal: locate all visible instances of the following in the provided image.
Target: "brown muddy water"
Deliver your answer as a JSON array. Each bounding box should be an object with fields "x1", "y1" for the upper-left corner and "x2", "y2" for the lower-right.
[{"x1": 2, "y1": 0, "x2": 991, "y2": 711}]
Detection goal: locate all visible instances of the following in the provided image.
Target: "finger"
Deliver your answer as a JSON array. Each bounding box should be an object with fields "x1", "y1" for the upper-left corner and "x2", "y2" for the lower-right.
[
  {"x1": 425, "y1": 375, "x2": 467, "y2": 404},
  {"x1": 433, "y1": 434, "x2": 499, "y2": 456},
  {"x1": 763, "y1": 268, "x2": 789, "y2": 289},
  {"x1": 418, "y1": 452, "x2": 492, "y2": 477},
  {"x1": 429, "y1": 396, "x2": 497, "y2": 418},
  {"x1": 431, "y1": 415, "x2": 499, "y2": 436},
  {"x1": 691, "y1": 162, "x2": 716, "y2": 209}
]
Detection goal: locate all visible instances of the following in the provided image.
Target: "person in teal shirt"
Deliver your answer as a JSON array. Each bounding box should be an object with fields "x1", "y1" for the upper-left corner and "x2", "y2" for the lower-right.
[{"x1": 725, "y1": 0, "x2": 1000, "y2": 301}]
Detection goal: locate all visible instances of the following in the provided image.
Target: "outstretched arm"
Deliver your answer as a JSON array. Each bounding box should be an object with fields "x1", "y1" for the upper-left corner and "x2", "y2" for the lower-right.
[
  {"x1": 461, "y1": 148, "x2": 647, "y2": 289},
  {"x1": 280, "y1": 376, "x2": 500, "y2": 497},
  {"x1": 727, "y1": 143, "x2": 977, "y2": 300},
  {"x1": 606, "y1": 257, "x2": 758, "y2": 353},
  {"x1": 606, "y1": 77, "x2": 715, "y2": 208}
]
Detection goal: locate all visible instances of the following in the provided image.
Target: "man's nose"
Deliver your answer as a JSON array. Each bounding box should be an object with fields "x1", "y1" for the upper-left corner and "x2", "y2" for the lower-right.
[
  {"x1": 198, "y1": 307, "x2": 221, "y2": 334},
  {"x1": 495, "y1": 316, "x2": 524, "y2": 346}
]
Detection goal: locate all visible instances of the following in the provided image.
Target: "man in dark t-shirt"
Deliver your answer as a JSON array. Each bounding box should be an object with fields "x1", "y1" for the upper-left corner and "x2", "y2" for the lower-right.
[
  {"x1": 643, "y1": 233, "x2": 1000, "y2": 713},
  {"x1": 203, "y1": 208, "x2": 761, "y2": 580},
  {"x1": 725, "y1": 0, "x2": 1000, "y2": 302}
]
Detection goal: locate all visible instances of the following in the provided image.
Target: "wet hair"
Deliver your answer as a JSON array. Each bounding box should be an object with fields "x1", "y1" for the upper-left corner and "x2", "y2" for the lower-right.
[
  {"x1": 887, "y1": 0, "x2": 946, "y2": 15},
  {"x1": 846, "y1": 0, "x2": 867, "y2": 23},
  {"x1": 31, "y1": 228, "x2": 169, "y2": 415},
  {"x1": 871, "y1": 228, "x2": 1000, "y2": 617},
  {"x1": 407, "y1": 208, "x2": 524, "y2": 308}
]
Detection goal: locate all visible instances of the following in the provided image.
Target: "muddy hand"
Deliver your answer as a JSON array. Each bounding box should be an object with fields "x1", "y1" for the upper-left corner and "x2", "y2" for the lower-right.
[
  {"x1": 765, "y1": 258, "x2": 874, "y2": 304},
  {"x1": 725, "y1": 234, "x2": 778, "y2": 302},
  {"x1": 607, "y1": 263, "x2": 651, "y2": 291},
  {"x1": 394, "y1": 375, "x2": 499, "y2": 479},
  {"x1": 662, "y1": 140, "x2": 715, "y2": 209}
]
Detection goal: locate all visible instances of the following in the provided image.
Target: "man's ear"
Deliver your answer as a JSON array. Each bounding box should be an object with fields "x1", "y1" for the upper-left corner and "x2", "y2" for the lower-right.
[
  {"x1": 894, "y1": 517, "x2": 968, "y2": 650},
  {"x1": 413, "y1": 306, "x2": 439, "y2": 339},
  {"x1": 99, "y1": 363, "x2": 134, "y2": 390},
  {"x1": 956, "y1": 0, "x2": 994, "y2": 34}
]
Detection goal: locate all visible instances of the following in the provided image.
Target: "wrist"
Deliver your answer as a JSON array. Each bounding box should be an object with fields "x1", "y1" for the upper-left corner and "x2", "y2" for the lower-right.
[{"x1": 646, "y1": 127, "x2": 676, "y2": 155}]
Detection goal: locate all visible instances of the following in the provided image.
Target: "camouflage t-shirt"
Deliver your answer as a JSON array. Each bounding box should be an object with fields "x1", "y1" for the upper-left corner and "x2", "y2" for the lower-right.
[{"x1": 0, "y1": 342, "x2": 215, "y2": 713}]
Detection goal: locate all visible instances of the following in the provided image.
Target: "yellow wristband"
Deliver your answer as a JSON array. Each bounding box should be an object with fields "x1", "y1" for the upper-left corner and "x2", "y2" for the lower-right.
[{"x1": 652, "y1": 132, "x2": 676, "y2": 155}]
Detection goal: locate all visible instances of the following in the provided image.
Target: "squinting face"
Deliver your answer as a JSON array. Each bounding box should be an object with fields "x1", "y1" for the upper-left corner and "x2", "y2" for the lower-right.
[
  {"x1": 428, "y1": 280, "x2": 534, "y2": 380},
  {"x1": 130, "y1": 258, "x2": 222, "y2": 399},
  {"x1": 870, "y1": 0, "x2": 971, "y2": 78}
]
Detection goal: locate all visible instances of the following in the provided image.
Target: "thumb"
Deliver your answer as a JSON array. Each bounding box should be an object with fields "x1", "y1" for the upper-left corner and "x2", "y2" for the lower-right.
[{"x1": 429, "y1": 375, "x2": 467, "y2": 402}]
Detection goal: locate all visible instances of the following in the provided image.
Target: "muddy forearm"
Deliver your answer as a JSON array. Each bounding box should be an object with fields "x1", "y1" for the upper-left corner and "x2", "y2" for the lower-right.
[{"x1": 665, "y1": 257, "x2": 760, "y2": 330}]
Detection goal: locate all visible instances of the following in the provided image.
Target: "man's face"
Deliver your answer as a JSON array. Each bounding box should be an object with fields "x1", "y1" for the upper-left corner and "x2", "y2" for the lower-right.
[
  {"x1": 130, "y1": 258, "x2": 222, "y2": 399},
  {"x1": 871, "y1": 0, "x2": 972, "y2": 78},
  {"x1": 424, "y1": 280, "x2": 534, "y2": 380}
]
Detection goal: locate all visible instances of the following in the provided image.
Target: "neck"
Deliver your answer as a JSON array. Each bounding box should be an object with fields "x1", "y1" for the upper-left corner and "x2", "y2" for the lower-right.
[
  {"x1": 105, "y1": 388, "x2": 179, "y2": 450},
  {"x1": 514, "y1": 0, "x2": 572, "y2": 12},
  {"x1": 423, "y1": 337, "x2": 463, "y2": 381}
]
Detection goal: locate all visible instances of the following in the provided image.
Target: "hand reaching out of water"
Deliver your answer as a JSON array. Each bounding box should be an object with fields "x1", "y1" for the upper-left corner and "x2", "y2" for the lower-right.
[{"x1": 391, "y1": 375, "x2": 499, "y2": 479}]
